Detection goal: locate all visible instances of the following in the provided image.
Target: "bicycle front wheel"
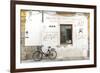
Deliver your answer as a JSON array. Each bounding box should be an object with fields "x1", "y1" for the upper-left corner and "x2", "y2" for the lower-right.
[
  {"x1": 48, "y1": 50, "x2": 57, "y2": 60},
  {"x1": 32, "y1": 51, "x2": 42, "y2": 61}
]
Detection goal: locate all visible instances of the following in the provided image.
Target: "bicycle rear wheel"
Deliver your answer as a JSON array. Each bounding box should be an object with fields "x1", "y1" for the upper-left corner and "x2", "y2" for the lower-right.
[{"x1": 32, "y1": 51, "x2": 42, "y2": 61}]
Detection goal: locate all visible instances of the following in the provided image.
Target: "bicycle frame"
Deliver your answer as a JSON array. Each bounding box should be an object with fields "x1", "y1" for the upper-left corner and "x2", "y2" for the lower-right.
[{"x1": 39, "y1": 49, "x2": 51, "y2": 57}]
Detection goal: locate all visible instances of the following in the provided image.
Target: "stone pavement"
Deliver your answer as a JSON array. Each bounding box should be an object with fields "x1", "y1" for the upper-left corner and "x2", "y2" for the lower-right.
[{"x1": 22, "y1": 57, "x2": 87, "y2": 63}]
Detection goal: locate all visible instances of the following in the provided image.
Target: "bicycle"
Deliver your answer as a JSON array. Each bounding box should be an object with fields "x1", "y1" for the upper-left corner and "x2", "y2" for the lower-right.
[{"x1": 32, "y1": 46, "x2": 57, "y2": 61}]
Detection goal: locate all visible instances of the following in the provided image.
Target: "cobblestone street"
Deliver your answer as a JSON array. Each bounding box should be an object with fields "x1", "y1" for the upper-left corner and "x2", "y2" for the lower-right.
[{"x1": 22, "y1": 57, "x2": 87, "y2": 63}]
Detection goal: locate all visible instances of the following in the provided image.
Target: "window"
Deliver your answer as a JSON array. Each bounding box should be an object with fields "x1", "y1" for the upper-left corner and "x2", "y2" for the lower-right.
[{"x1": 60, "y1": 24, "x2": 72, "y2": 44}]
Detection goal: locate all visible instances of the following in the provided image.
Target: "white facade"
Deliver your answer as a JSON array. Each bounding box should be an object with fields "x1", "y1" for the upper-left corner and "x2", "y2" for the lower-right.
[{"x1": 25, "y1": 11, "x2": 89, "y2": 59}]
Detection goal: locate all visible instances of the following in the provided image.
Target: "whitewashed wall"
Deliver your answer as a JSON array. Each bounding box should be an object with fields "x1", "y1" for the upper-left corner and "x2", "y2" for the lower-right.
[
  {"x1": 25, "y1": 11, "x2": 89, "y2": 59},
  {"x1": 25, "y1": 11, "x2": 42, "y2": 46}
]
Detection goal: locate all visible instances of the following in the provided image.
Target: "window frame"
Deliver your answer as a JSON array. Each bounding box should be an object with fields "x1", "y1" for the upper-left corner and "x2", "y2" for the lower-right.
[{"x1": 60, "y1": 24, "x2": 73, "y2": 45}]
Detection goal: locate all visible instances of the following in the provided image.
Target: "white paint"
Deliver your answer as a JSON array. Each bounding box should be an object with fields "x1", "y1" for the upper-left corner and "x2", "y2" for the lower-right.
[
  {"x1": 24, "y1": 10, "x2": 88, "y2": 58},
  {"x1": 25, "y1": 11, "x2": 42, "y2": 46},
  {"x1": 15, "y1": 4, "x2": 94, "y2": 69}
]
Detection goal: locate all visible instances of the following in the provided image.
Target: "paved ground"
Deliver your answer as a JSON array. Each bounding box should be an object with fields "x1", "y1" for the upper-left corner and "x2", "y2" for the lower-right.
[{"x1": 22, "y1": 57, "x2": 87, "y2": 63}]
